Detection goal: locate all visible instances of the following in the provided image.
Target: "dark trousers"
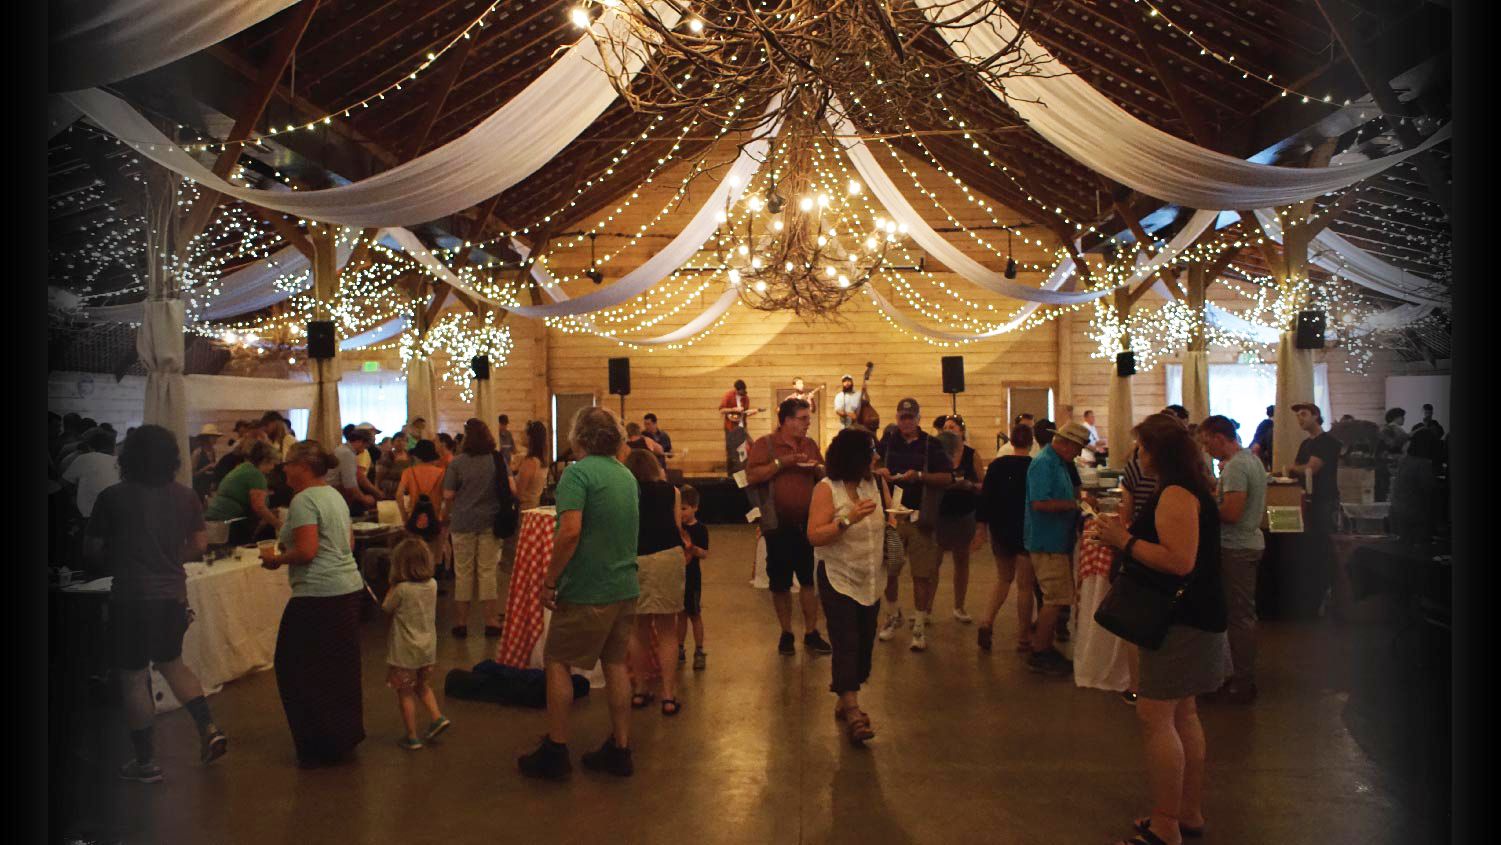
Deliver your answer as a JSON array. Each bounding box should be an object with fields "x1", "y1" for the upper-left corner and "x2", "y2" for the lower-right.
[{"x1": 817, "y1": 563, "x2": 879, "y2": 694}]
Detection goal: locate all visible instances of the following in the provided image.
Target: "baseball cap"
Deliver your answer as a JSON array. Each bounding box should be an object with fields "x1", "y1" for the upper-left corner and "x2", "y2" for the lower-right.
[
  {"x1": 896, "y1": 398, "x2": 920, "y2": 417},
  {"x1": 841, "y1": 373, "x2": 854, "y2": 381},
  {"x1": 356, "y1": 422, "x2": 382, "y2": 434},
  {"x1": 1291, "y1": 402, "x2": 1322, "y2": 420},
  {"x1": 1056, "y1": 422, "x2": 1092, "y2": 448}
]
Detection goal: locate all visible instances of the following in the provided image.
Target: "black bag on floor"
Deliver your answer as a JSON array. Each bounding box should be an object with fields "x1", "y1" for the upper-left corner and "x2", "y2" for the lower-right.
[{"x1": 443, "y1": 660, "x2": 589, "y2": 708}]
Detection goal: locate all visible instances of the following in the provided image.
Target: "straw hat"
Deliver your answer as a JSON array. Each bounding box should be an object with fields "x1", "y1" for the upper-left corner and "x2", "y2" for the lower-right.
[{"x1": 198, "y1": 424, "x2": 223, "y2": 437}]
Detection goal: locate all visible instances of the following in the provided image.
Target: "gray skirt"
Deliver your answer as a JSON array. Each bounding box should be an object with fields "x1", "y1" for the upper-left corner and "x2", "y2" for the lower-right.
[
  {"x1": 634, "y1": 547, "x2": 686, "y2": 615},
  {"x1": 935, "y1": 513, "x2": 978, "y2": 551},
  {"x1": 1138, "y1": 624, "x2": 1231, "y2": 700}
]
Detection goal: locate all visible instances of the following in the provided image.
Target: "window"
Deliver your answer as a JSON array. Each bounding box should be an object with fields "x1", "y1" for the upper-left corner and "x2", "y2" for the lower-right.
[
  {"x1": 338, "y1": 370, "x2": 409, "y2": 436},
  {"x1": 1165, "y1": 363, "x2": 1329, "y2": 437}
]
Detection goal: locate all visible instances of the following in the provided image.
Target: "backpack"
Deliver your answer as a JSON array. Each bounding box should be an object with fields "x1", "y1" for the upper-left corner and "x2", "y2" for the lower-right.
[
  {"x1": 492, "y1": 452, "x2": 521, "y2": 539},
  {"x1": 404, "y1": 469, "x2": 442, "y2": 539}
]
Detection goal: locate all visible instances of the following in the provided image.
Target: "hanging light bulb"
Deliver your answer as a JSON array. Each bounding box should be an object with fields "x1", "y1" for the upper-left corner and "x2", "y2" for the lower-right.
[
  {"x1": 687, "y1": 17, "x2": 705, "y2": 33},
  {"x1": 799, "y1": 196, "x2": 814, "y2": 213},
  {"x1": 816, "y1": 235, "x2": 828, "y2": 247},
  {"x1": 825, "y1": 266, "x2": 837, "y2": 278},
  {"x1": 837, "y1": 274, "x2": 850, "y2": 288},
  {"x1": 785, "y1": 261, "x2": 795, "y2": 272},
  {"x1": 750, "y1": 256, "x2": 763, "y2": 269},
  {"x1": 737, "y1": 244, "x2": 750, "y2": 256},
  {"x1": 585, "y1": 232, "x2": 604, "y2": 284},
  {"x1": 570, "y1": 7, "x2": 590, "y2": 28},
  {"x1": 773, "y1": 219, "x2": 785, "y2": 232},
  {"x1": 753, "y1": 280, "x2": 768, "y2": 293},
  {"x1": 728, "y1": 268, "x2": 742, "y2": 284},
  {"x1": 747, "y1": 196, "x2": 764, "y2": 212},
  {"x1": 848, "y1": 179, "x2": 863, "y2": 196}
]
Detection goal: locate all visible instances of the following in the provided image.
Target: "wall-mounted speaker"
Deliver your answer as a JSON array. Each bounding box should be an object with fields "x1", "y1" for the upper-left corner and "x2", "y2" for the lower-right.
[
  {"x1": 1116, "y1": 351, "x2": 1136, "y2": 377},
  {"x1": 941, "y1": 355, "x2": 965, "y2": 394},
  {"x1": 307, "y1": 320, "x2": 336, "y2": 360},
  {"x1": 608, "y1": 357, "x2": 631, "y2": 396},
  {"x1": 1295, "y1": 310, "x2": 1326, "y2": 349},
  {"x1": 471, "y1": 355, "x2": 490, "y2": 380}
]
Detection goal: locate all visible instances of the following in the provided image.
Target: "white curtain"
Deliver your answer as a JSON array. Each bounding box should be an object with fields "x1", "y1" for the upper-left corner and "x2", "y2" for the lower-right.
[
  {"x1": 914, "y1": 0, "x2": 1452, "y2": 209},
  {"x1": 338, "y1": 370, "x2": 409, "y2": 436},
  {"x1": 1181, "y1": 350, "x2": 1210, "y2": 424},
  {"x1": 405, "y1": 360, "x2": 439, "y2": 434},
  {"x1": 1252, "y1": 210, "x2": 1448, "y2": 307},
  {"x1": 61, "y1": 4, "x2": 678, "y2": 227},
  {"x1": 1167, "y1": 362, "x2": 1329, "y2": 441},
  {"x1": 50, "y1": 0, "x2": 299, "y2": 92}
]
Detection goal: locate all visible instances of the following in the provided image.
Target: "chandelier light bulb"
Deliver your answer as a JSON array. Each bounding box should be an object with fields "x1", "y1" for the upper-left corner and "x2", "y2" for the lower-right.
[
  {"x1": 570, "y1": 7, "x2": 590, "y2": 28},
  {"x1": 825, "y1": 266, "x2": 837, "y2": 278},
  {"x1": 799, "y1": 196, "x2": 814, "y2": 212},
  {"x1": 785, "y1": 261, "x2": 795, "y2": 272},
  {"x1": 817, "y1": 194, "x2": 830, "y2": 207},
  {"x1": 747, "y1": 196, "x2": 764, "y2": 211},
  {"x1": 817, "y1": 235, "x2": 828, "y2": 247},
  {"x1": 737, "y1": 244, "x2": 749, "y2": 256},
  {"x1": 866, "y1": 237, "x2": 878, "y2": 251},
  {"x1": 728, "y1": 268, "x2": 742, "y2": 284},
  {"x1": 751, "y1": 256, "x2": 763, "y2": 269},
  {"x1": 837, "y1": 275, "x2": 850, "y2": 288},
  {"x1": 773, "y1": 219, "x2": 785, "y2": 232},
  {"x1": 687, "y1": 17, "x2": 704, "y2": 33},
  {"x1": 715, "y1": 210, "x2": 728, "y2": 223},
  {"x1": 848, "y1": 179, "x2": 863, "y2": 195},
  {"x1": 754, "y1": 280, "x2": 768, "y2": 293}
]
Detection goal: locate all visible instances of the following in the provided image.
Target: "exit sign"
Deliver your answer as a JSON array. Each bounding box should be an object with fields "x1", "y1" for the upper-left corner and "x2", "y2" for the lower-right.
[{"x1": 361, "y1": 361, "x2": 379, "y2": 373}]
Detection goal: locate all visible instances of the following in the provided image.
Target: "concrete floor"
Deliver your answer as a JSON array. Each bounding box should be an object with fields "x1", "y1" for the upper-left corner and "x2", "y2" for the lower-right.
[{"x1": 60, "y1": 525, "x2": 1429, "y2": 844}]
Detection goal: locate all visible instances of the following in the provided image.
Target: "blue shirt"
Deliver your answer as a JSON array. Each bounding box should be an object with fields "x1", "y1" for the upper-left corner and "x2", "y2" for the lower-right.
[
  {"x1": 1024, "y1": 445, "x2": 1077, "y2": 553},
  {"x1": 1217, "y1": 448, "x2": 1267, "y2": 551}
]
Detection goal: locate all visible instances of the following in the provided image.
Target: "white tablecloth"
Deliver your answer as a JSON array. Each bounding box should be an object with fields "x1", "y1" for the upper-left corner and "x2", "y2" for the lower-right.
[{"x1": 65, "y1": 548, "x2": 293, "y2": 712}]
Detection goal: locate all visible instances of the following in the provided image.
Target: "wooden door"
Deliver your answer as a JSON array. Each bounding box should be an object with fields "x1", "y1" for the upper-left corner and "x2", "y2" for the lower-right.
[{"x1": 551, "y1": 393, "x2": 596, "y2": 460}]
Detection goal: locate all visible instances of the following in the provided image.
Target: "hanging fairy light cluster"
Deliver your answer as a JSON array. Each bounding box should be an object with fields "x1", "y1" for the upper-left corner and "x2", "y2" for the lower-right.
[{"x1": 399, "y1": 313, "x2": 514, "y2": 402}]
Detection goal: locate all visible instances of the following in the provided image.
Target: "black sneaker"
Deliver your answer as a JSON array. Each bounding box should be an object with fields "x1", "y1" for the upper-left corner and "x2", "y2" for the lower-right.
[
  {"x1": 803, "y1": 631, "x2": 833, "y2": 655},
  {"x1": 118, "y1": 759, "x2": 163, "y2": 783},
  {"x1": 200, "y1": 728, "x2": 228, "y2": 765},
  {"x1": 580, "y1": 737, "x2": 634, "y2": 777},
  {"x1": 778, "y1": 631, "x2": 796, "y2": 655},
  {"x1": 517, "y1": 736, "x2": 572, "y2": 780},
  {"x1": 1027, "y1": 649, "x2": 1072, "y2": 676}
]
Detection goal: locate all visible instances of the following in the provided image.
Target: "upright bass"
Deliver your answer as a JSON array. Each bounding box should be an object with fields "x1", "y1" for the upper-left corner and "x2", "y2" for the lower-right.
[{"x1": 855, "y1": 362, "x2": 880, "y2": 433}]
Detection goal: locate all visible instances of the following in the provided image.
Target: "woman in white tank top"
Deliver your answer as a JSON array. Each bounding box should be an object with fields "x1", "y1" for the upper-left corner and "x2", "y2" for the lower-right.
[{"x1": 808, "y1": 429, "x2": 893, "y2": 746}]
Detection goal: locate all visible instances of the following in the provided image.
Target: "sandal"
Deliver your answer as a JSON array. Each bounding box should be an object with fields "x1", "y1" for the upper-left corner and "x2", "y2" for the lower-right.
[
  {"x1": 660, "y1": 698, "x2": 681, "y2": 716},
  {"x1": 1135, "y1": 817, "x2": 1204, "y2": 839},
  {"x1": 844, "y1": 709, "x2": 875, "y2": 745},
  {"x1": 630, "y1": 692, "x2": 655, "y2": 709}
]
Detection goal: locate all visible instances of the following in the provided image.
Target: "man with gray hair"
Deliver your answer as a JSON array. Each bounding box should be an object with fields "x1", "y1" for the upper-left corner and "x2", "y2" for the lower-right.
[{"x1": 519, "y1": 407, "x2": 640, "y2": 780}]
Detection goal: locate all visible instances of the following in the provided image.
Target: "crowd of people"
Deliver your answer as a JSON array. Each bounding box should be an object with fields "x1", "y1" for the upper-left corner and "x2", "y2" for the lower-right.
[{"x1": 52, "y1": 383, "x2": 1449, "y2": 845}]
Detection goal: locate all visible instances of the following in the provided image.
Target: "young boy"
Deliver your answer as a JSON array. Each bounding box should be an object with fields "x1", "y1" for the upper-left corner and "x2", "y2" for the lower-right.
[{"x1": 677, "y1": 485, "x2": 710, "y2": 671}]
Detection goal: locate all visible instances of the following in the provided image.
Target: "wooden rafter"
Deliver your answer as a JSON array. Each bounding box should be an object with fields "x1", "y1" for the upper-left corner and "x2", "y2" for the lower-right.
[{"x1": 406, "y1": 33, "x2": 476, "y2": 158}]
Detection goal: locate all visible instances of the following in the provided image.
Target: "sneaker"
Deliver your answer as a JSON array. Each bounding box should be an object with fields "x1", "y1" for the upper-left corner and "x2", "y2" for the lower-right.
[
  {"x1": 200, "y1": 728, "x2": 228, "y2": 765},
  {"x1": 977, "y1": 626, "x2": 993, "y2": 652},
  {"x1": 877, "y1": 610, "x2": 903, "y2": 642},
  {"x1": 399, "y1": 736, "x2": 424, "y2": 751},
  {"x1": 778, "y1": 631, "x2": 796, "y2": 655},
  {"x1": 909, "y1": 619, "x2": 928, "y2": 652},
  {"x1": 118, "y1": 760, "x2": 163, "y2": 784},
  {"x1": 692, "y1": 649, "x2": 707, "y2": 671},
  {"x1": 1027, "y1": 649, "x2": 1071, "y2": 676},
  {"x1": 580, "y1": 737, "x2": 634, "y2": 777},
  {"x1": 803, "y1": 631, "x2": 833, "y2": 655},
  {"x1": 517, "y1": 736, "x2": 572, "y2": 780},
  {"x1": 424, "y1": 716, "x2": 452, "y2": 742},
  {"x1": 678, "y1": 645, "x2": 687, "y2": 664},
  {"x1": 953, "y1": 608, "x2": 973, "y2": 624}
]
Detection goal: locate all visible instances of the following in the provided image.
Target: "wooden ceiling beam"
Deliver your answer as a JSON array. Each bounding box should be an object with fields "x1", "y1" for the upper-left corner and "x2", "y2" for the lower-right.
[
  {"x1": 178, "y1": 0, "x2": 321, "y2": 257},
  {"x1": 310, "y1": 0, "x2": 473, "y2": 94},
  {"x1": 1119, "y1": 7, "x2": 1220, "y2": 146},
  {"x1": 405, "y1": 31, "x2": 475, "y2": 158},
  {"x1": 1314, "y1": 0, "x2": 1451, "y2": 215}
]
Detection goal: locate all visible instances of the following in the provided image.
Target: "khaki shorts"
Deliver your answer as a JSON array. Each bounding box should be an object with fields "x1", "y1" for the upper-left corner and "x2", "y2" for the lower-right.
[
  {"x1": 543, "y1": 597, "x2": 637, "y2": 670},
  {"x1": 896, "y1": 519, "x2": 940, "y2": 579},
  {"x1": 1031, "y1": 551, "x2": 1075, "y2": 606}
]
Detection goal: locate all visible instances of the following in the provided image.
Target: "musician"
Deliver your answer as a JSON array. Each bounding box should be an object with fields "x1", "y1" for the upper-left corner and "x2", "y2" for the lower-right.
[
  {"x1": 834, "y1": 374, "x2": 859, "y2": 429},
  {"x1": 720, "y1": 379, "x2": 758, "y2": 476},
  {"x1": 787, "y1": 377, "x2": 820, "y2": 415}
]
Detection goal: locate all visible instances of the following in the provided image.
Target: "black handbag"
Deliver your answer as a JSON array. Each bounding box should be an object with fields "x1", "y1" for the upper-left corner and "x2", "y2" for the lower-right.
[
  {"x1": 1093, "y1": 556, "x2": 1187, "y2": 650},
  {"x1": 492, "y1": 453, "x2": 521, "y2": 539}
]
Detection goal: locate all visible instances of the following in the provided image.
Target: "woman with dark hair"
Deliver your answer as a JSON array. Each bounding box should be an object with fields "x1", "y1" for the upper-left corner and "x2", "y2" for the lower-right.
[
  {"x1": 622, "y1": 449, "x2": 686, "y2": 715},
  {"x1": 204, "y1": 439, "x2": 281, "y2": 545},
  {"x1": 88, "y1": 425, "x2": 228, "y2": 782},
  {"x1": 260, "y1": 440, "x2": 367, "y2": 767},
  {"x1": 442, "y1": 419, "x2": 507, "y2": 637},
  {"x1": 935, "y1": 417, "x2": 981, "y2": 623},
  {"x1": 436, "y1": 432, "x2": 456, "y2": 469},
  {"x1": 1088, "y1": 415, "x2": 1228, "y2": 845},
  {"x1": 807, "y1": 427, "x2": 889, "y2": 745},
  {"x1": 397, "y1": 439, "x2": 448, "y2": 575},
  {"x1": 975, "y1": 423, "x2": 1036, "y2": 652},
  {"x1": 516, "y1": 421, "x2": 549, "y2": 510}
]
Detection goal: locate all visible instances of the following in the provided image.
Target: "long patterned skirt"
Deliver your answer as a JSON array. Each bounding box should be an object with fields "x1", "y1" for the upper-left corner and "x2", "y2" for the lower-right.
[{"x1": 274, "y1": 591, "x2": 366, "y2": 763}]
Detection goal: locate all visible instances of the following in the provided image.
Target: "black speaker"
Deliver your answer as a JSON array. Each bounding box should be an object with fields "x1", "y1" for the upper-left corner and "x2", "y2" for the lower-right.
[
  {"x1": 1295, "y1": 310, "x2": 1326, "y2": 349},
  {"x1": 941, "y1": 355, "x2": 965, "y2": 394},
  {"x1": 471, "y1": 355, "x2": 490, "y2": 380},
  {"x1": 608, "y1": 357, "x2": 631, "y2": 396},
  {"x1": 307, "y1": 320, "x2": 336, "y2": 359},
  {"x1": 1116, "y1": 351, "x2": 1136, "y2": 377}
]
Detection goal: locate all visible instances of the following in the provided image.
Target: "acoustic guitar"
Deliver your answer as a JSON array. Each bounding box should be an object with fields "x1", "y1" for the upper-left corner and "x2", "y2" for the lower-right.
[{"x1": 855, "y1": 362, "x2": 880, "y2": 433}]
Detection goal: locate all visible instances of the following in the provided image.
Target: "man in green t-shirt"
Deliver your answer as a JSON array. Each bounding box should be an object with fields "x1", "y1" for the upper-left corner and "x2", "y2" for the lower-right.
[{"x1": 519, "y1": 406, "x2": 640, "y2": 781}]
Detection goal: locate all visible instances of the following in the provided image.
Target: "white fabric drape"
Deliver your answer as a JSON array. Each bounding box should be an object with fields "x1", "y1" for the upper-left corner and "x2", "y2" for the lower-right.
[
  {"x1": 1272, "y1": 333, "x2": 1316, "y2": 470},
  {"x1": 914, "y1": 0, "x2": 1452, "y2": 209},
  {"x1": 140, "y1": 175, "x2": 190, "y2": 483},
  {"x1": 1252, "y1": 210, "x2": 1448, "y2": 307},
  {"x1": 50, "y1": 0, "x2": 299, "y2": 92},
  {"x1": 341, "y1": 316, "x2": 409, "y2": 350},
  {"x1": 61, "y1": 4, "x2": 676, "y2": 227},
  {"x1": 1106, "y1": 368, "x2": 1133, "y2": 470},
  {"x1": 1181, "y1": 350, "x2": 1210, "y2": 424},
  {"x1": 405, "y1": 360, "x2": 439, "y2": 433}
]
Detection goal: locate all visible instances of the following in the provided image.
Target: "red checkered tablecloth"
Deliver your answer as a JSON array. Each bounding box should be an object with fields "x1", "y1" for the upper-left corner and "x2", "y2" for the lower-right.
[
  {"x1": 496, "y1": 509, "x2": 555, "y2": 668},
  {"x1": 1076, "y1": 525, "x2": 1117, "y2": 588}
]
